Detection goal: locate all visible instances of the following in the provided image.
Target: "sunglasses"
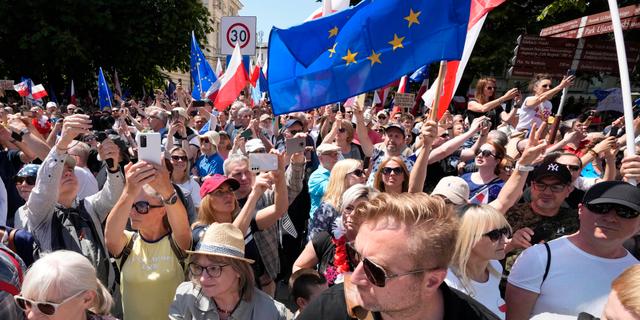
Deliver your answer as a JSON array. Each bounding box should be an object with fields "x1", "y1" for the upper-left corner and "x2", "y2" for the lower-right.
[
  {"x1": 188, "y1": 262, "x2": 229, "y2": 278},
  {"x1": 485, "y1": 86, "x2": 495, "y2": 90},
  {"x1": 381, "y1": 167, "x2": 403, "y2": 176},
  {"x1": 349, "y1": 169, "x2": 365, "y2": 177},
  {"x1": 171, "y1": 155, "x2": 188, "y2": 162},
  {"x1": 586, "y1": 203, "x2": 640, "y2": 219},
  {"x1": 377, "y1": 115, "x2": 387, "y2": 120},
  {"x1": 338, "y1": 128, "x2": 347, "y2": 133},
  {"x1": 475, "y1": 149, "x2": 496, "y2": 158},
  {"x1": 15, "y1": 176, "x2": 36, "y2": 185},
  {"x1": 541, "y1": 84, "x2": 552, "y2": 88},
  {"x1": 14, "y1": 290, "x2": 85, "y2": 316},
  {"x1": 484, "y1": 227, "x2": 511, "y2": 241},
  {"x1": 289, "y1": 129, "x2": 302, "y2": 135},
  {"x1": 532, "y1": 182, "x2": 567, "y2": 193},
  {"x1": 564, "y1": 164, "x2": 581, "y2": 172},
  {"x1": 346, "y1": 242, "x2": 426, "y2": 287},
  {"x1": 199, "y1": 139, "x2": 210, "y2": 144},
  {"x1": 132, "y1": 201, "x2": 163, "y2": 214}
]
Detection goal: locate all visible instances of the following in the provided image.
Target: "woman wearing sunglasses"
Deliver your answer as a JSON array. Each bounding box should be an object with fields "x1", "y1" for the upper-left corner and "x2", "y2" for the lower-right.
[
  {"x1": 466, "y1": 77, "x2": 520, "y2": 130},
  {"x1": 446, "y1": 204, "x2": 512, "y2": 319},
  {"x1": 15, "y1": 250, "x2": 116, "y2": 319},
  {"x1": 104, "y1": 160, "x2": 192, "y2": 319},
  {"x1": 170, "y1": 223, "x2": 291, "y2": 319},
  {"x1": 322, "y1": 119, "x2": 364, "y2": 161},
  {"x1": 294, "y1": 184, "x2": 378, "y2": 285},
  {"x1": 308, "y1": 159, "x2": 366, "y2": 241},
  {"x1": 462, "y1": 141, "x2": 506, "y2": 204},
  {"x1": 12, "y1": 164, "x2": 40, "y2": 229},
  {"x1": 516, "y1": 73, "x2": 575, "y2": 132},
  {"x1": 168, "y1": 147, "x2": 201, "y2": 222},
  {"x1": 372, "y1": 156, "x2": 409, "y2": 194}
]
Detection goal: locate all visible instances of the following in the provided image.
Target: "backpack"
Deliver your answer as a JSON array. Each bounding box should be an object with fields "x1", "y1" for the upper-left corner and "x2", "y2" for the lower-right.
[
  {"x1": 118, "y1": 232, "x2": 188, "y2": 271},
  {"x1": 0, "y1": 246, "x2": 24, "y2": 296}
]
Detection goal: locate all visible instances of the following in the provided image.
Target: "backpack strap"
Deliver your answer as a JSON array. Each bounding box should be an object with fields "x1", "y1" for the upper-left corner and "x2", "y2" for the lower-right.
[
  {"x1": 168, "y1": 233, "x2": 188, "y2": 270},
  {"x1": 0, "y1": 247, "x2": 23, "y2": 295},
  {"x1": 541, "y1": 242, "x2": 551, "y2": 286},
  {"x1": 118, "y1": 232, "x2": 138, "y2": 270}
]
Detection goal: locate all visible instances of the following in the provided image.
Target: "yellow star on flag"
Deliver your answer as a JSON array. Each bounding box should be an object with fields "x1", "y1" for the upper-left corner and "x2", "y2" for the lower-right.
[
  {"x1": 328, "y1": 42, "x2": 338, "y2": 58},
  {"x1": 366, "y1": 50, "x2": 382, "y2": 66},
  {"x1": 328, "y1": 26, "x2": 339, "y2": 38},
  {"x1": 388, "y1": 34, "x2": 405, "y2": 51},
  {"x1": 404, "y1": 9, "x2": 421, "y2": 28},
  {"x1": 342, "y1": 49, "x2": 358, "y2": 66}
]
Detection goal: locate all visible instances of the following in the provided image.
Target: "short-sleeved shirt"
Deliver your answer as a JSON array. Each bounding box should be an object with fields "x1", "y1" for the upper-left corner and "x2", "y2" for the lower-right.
[
  {"x1": 308, "y1": 166, "x2": 331, "y2": 220},
  {"x1": 516, "y1": 97, "x2": 552, "y2": 132},
  {"x1": 308, "y1": 202, "x2": 340, "y2": 241},
  {"x1": 194, "y1": 152, "x2": 224, "y2": 177},
  {"x1": 462, "y1": 174, "x2": 504, "y2": 204}
]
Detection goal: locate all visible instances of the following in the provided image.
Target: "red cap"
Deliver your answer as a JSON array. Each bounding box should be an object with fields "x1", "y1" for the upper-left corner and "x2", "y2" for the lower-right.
[{"x1": 200, "y1": 174, "x2": 240, "y2": 198}]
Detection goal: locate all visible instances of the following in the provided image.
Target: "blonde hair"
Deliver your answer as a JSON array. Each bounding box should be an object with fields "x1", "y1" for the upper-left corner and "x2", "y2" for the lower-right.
[
  {"x1": 339, "y1": 184, "x2": 378, "y2": 212},
  {"x1": 611, "y1": 264, "x2": 640, "y2": 317},
  {"x1": 353, "y1": 193, "x2": 458, "y2": 269},
  {"x1": 21, "y1": 250, "x2": 113, "y2": 315},
  {"x1": 373, "y1": 157, "x2": 409, "y2": 193},
  {"x1": 196, "y1": 193, "x2": 238, "y2": 226},
  {"x1": 450, "y1": 204, "x2": 511, "y2": 295},
  {"x1": 322, "y1": 159, "x2": 363, "y2": 209},
  {"x1": 190, "y1": 254, "x2": 255, "y2": 301}
]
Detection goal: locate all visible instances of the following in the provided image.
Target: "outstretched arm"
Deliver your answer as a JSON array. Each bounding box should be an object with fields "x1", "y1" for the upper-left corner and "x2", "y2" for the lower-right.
[{"x1": 408, "y1": 120, "x2": 436, "y2": 193}]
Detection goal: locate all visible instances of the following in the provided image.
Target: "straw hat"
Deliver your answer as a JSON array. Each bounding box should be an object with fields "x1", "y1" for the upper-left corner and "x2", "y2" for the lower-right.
[{"x1": 187, "y1": 223, "x2": 254, "y2": 263}]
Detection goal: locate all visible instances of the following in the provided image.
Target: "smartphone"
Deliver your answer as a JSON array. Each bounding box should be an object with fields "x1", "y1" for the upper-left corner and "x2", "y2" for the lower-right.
[
  {"x1": 530, "y1": 224, "x2": 555, "y2": 245},
  {"x1": 285, "y1": 137, "x2": 306, "y2": 154},
  {"x1": 136, "y1": 132, "x2": 162, "y2": 165},
  {"x1": 608, "y1": 126, "x2": 619, "y2": 137},
  {"x1": 171, "y1": 110, "x2": 180, "y2": 122},
  {"x1": 240, "y1": 129, "x2": 253, "y2": 140},
  {"x1": 193, "y1": 100, "x2": 206, "y2": 107},
  {"x1": 566, "y1": 69, "x2": 576, "y2": 77},
  {"x1": 482, "y1": 119, "x2": 491, "y2": 129},
  {"x1": 249, "y1": 153, "x2": 278, "y2": 172}
]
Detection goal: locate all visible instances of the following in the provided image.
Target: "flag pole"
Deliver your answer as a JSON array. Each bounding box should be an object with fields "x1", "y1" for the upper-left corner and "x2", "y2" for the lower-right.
[
  {"x1": 429, "y1": 61, "x2": 447, "y2": 121},
  {"x1": 607, "y1": 0, "x2": 636, "y2": 185}
]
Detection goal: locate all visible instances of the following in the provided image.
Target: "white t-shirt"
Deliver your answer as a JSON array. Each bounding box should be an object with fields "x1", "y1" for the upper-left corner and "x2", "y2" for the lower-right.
[
  {"x1": 516, "y1": 97, "x2": 552, "y2": 131},
  {"x1": 75, "y1": 166, "x2": 99, "y2": 200},
  {"x1": 574, "y1": 176, "x2": 597, "y2": 191},
  {"x1": 445, "y1": 260, "x2": 506, "y2": 319},
  {"x1": 508, "y1": 236, "x2": 638, "y2": 318},
  {"x1": 176, "y1": 177, "x2": 202, "y2": 207}
]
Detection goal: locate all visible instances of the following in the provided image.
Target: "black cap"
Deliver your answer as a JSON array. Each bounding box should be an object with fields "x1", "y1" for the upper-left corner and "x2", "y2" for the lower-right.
[
  {"x1": 582, "y1": 181, "x2": 640, "y2": 212},
  {"x1": 531, "y1": 161, "x2": 572, "y2": 184},
  {"x1": 384, "y1": 123, "x2": 406, "y2": 136}
]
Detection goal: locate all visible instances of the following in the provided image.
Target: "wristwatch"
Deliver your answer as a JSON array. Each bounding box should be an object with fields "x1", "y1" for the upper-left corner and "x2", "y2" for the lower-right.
[
  {"x1": 515, "y1": 163, "x2": 534, "y2": 172},
  {"x1": 162, "y1": 190, "x2": 179, "y2": 205}
]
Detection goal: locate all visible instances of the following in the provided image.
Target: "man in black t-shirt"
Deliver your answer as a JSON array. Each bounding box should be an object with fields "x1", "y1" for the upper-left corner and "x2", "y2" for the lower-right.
[{"x1": 298, "y1": 193, "x2": 499, "y2": 320}]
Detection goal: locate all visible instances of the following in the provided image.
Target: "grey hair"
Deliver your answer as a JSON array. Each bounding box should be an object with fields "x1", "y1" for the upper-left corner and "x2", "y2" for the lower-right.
[
  {"x1": 487, "y1": 130, "x2": 508, "y2": 147},
  {"x1": 69, "y1": 141, "x2": 91, "y2": 162},
  {"x1": 223, "y1": 153, "x2": 250, "y2": 176},
  {"x1": 238, "y1": 106, "x2": 253, "y2": 116},
  {"x1": 339, "y1": 184, "x2": 379, "y2": 212}
]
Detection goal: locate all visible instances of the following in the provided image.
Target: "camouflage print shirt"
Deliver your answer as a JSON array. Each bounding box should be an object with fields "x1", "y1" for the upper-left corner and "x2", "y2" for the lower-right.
[{"x1": 504, "y1": 202, "x2": 579, "y2": 274}]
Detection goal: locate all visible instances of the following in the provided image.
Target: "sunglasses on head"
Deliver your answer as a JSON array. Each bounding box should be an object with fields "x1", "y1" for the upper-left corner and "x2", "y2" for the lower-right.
[
  {"x1": 14, "y1": 290, "x2": 85, "y2": 316},
  {"x1": 586, "y1": 203, "x2": 640, "y2": 219},
  {"x1": 381, "y1": 167, "x2": 403, "y2": 176},
  {"x1": 475, "y1": 149, "x2": 496, "y2": 158},
  {"x1": 345, "y1": 242, "x2": 427, "y2": 287},
  {"x1": 15, "y1": 176, "x2": 36, "y2": 185},
  {"x1": 349, "y1": 169, "x2": 365, "y2": 177},
  {"x1": 484, "y1": 227, "x2": 511, "y2": 241},
  {"x1": 132, "y1": 201, "x2": 163, "y2": 214},
  {"x1": 171, "y1": 155, "x2": 188, "y2": 162}
]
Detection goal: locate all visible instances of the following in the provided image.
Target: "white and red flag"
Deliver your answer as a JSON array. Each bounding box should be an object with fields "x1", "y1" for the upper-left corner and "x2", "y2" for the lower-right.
[
  {"x1": 208, "y1": 43, "x2": 248, "y2": 111},
  {"x1": 31, "y1": 84, "x2": 48, "y2": 99},
  {"x1": 70, "y1": 80, "x2": 77, "y2": 105},
  {"x1": 215, "y1": 58, "x2": 223, "y2": 77},
  {"x1": 305, "y1": 0, "x2": 350, "y2": 21},
  {"x1": 13, "y1": 80, "x2": 29, "y2": 97},
  {"x1": 422, "y1": 0, "x2": 506, "y2": 119}
]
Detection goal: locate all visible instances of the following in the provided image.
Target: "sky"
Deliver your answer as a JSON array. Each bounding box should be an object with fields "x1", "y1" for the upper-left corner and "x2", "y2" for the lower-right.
[{"x1": 239, "y1": 0, "x2": 320, "y2": 43}]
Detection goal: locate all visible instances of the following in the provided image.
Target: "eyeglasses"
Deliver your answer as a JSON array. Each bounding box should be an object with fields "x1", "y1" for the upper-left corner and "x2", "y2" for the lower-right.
[
  {"x1": 475, "y1": 149, "x2": 496, "y2": 158},
  {"x1": 564, "y1": 164, "x2": 581, "y2": 172},
  {"x1": 15, "y1": 176, "x2": 36, "y2": 185},
  {"x1": 586, "y1": 203, "x2": 640, "y2": 219},
  {"x1": 541, "y1": 84, "x2": 552, "y2": 88},
  {"x1": 503, "y1": 166, "x2": 514, "y2": 173},
  {"x1": 532, "y1": 182, "x2": 567, "y2": 193},
  {"x1": 171, "y1": 155, "x2": 188, "y2": 162},
  {"x1": 200, "y1": 138, "x2": 210, "y2": 144},
  {"x1": 484, "y1": 227, "x2": 511, "y2": 241},
  {"x1": 345, "y1": 242, "x2": 427, "y2": 287},
  {"x1": 377, "y1": 115, "x2": 387, "y2": 120},
  {"x1": 346, "y1": 111, "x2": 354, "y2": 115},
  {"x1": 289, "y1": 129, "x2": 302, "y2": 135},
  {"x1": 338, "y1": 128, "x2": 347, "y2": 133},
  {"x1": 485, "y1": 86, "x2": 495, "y2": 90},
  {"x1": 349, "y1": 169, "x2": 365, "y2": 177},
  {"x1": 381, "y1": 167, "x2": 403, "y2": 176},
  {"x1": 132, "y1": 201, "x2": 163, "y2": 214},
  {"x1": 209, "y1": 188, "x2": 235, "y2": 197},
  {"x1": 14, "y1": 290, "x2": 85, "y2": 316},
  {"x1": 188, "y1": 262, "x2": 229, "y2": 278}
]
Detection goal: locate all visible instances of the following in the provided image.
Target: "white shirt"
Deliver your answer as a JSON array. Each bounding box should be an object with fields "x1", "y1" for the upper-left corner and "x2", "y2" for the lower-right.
[
  {"x1": 508, "y1": 236, "x2": 638, "y2": 318},
  {"x1": 75, "y1": 166, "x2": 100, "y2": 200},
  {"x1": 176, "y1": 177, "x2": 202, "y2": 208},
  {"x1": 516, "y1": 97, "x2": 552, "y2": 131},
  {"x1": 446, "y1": 260, "x2": 506, "y2": 319}
]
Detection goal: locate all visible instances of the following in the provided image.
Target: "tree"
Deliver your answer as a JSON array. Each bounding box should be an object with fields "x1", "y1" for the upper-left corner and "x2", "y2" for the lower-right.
[{"x1": 0, "y1": 0, "x2": 212, "y2": 101}]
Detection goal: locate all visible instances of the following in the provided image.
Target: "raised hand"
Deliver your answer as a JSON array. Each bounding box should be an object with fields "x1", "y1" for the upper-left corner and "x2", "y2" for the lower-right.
[
  {"x1": 123, "y1": 161, "x2": 156, "y2": 195},
  {"x1": 58, "y1": 114, "x2": 92, "y2": 148},
  {"x1": 420, "y1": 120, "x2": 438, "y2": 147},
  {"x1": 519, "y1": 122, "x2": 548, "y2": 165}
]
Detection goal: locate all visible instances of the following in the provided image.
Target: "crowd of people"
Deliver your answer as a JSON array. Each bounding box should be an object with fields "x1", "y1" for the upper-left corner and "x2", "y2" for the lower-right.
[{"x1": 0, "y1": 74, "x2": 639, "y2": 320}]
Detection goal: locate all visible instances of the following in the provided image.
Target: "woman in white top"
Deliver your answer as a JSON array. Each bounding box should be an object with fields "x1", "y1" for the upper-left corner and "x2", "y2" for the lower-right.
[
  {"x1": 445, "y1": 204, "x2": 512, "y2": 319},
  {"x1": 516, "y1": 73, "x2": 574, "y2": 132},
  {"x1": 169, "y1": 147, "x2": 201, "y2": 209}
]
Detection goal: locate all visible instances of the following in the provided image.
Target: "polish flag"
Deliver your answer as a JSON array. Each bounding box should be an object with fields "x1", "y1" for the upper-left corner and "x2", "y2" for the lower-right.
[
  {"x1": 249, "y1": 52, "x2": 263, "y2": 87},
  {"x1": 208, "y1": 43, "x2": 248, "y2": 111},
  {"x1": 397, "y1": 76, "x2": 408, "y2": 94},
  {"x1": 13, "y1": 80, "x2": 29, "y2": 97},
  {"x1": 422, "y1": 0, "x2": 506, "y2": 119},
  {"x1": 70, "y1": 80, "x2": 77, "y2": 104},
  {"x1": 31, "y1": 84, "x2": 48, "y2": 99},
  {"x1": 412, "y1": 79, "x2": 429, "y2": 115},
  {"x1": 305, "y1": 0, "x2": 350, "y2": 21},
  {"x1": 215, "y1": 58, "x2": 223, "y2": 77},
  {"x1": 471, "y1": 188, "x2": 490, "y2": 204}
]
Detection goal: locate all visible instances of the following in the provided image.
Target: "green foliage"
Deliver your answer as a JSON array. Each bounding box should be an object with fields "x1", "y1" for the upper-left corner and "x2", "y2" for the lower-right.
[
  {"x1": 537, "y1": 0, "x2": 587, "y2": 21},
  {"x1": 0, "y1": 0, "x2": 211, "y2": 99}
]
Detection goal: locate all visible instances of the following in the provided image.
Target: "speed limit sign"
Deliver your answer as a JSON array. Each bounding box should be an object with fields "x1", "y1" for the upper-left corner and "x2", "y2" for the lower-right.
[{"x1": 220, "y1": 16, "x2": 256, "y2": 55}]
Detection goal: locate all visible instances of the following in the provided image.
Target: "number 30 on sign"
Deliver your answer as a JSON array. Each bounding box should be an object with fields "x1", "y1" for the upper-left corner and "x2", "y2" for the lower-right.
[{"x1": 220, "y1": 16, "x2": 257, "y2": 56}]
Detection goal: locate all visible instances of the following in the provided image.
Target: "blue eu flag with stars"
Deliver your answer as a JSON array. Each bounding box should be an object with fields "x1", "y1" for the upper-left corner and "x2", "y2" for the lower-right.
[
  {"x1": 97, "y1": 67, "x2": 113, "y2": 110},
  {"x1": 267, "y1": 0, "x2": 471, "y2": 115},
  {"x1": 190, "y1": 32, "x2": 217, "y2": 100}
]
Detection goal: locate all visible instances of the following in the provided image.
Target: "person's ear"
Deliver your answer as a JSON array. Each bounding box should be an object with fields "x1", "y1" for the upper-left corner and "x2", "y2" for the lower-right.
[
  {"x1": 295, "y1": 297, "x2": 308, "y2": 309},
  {"x1": 424, "y1": 268, "x2": 446, "y2": 292}
]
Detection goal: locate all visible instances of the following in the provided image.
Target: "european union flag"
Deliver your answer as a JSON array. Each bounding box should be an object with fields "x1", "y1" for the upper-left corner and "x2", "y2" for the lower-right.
[
  {"x1": 409, "y1": 65, "x2": 429, "y2": 83},
  {"x1": 97, "y1": 67, "x2": 113, "y2": 110},
  {"x1": 190, "y1": 31, "x2": 217, "y2": 100},
  {"x1": 267, "y1": 0, "x2": 471, "y2": 115}
]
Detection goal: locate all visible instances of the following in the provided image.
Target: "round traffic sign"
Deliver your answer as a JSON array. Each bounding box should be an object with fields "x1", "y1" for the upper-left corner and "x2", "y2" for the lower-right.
[{"x1": 226, "y1": 23, "x2": 251, "y2": 49}]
